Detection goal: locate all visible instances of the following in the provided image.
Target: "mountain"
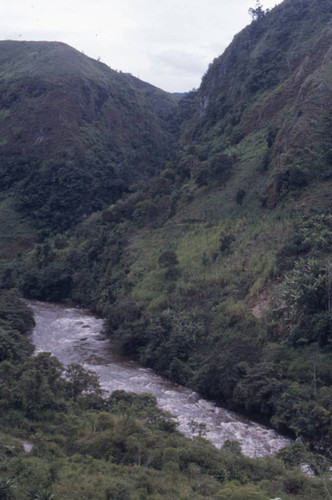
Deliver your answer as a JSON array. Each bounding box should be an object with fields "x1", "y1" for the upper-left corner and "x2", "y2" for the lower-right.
[
  {"x1": 180, "y1": 0, "x2": 332, "y2": 209},
  {"x1": 0, "y1": 0, "x2": 332, "y2": 465},
  {"x1": 0, "y1": 41, "x2": 178, "y2": 231}
]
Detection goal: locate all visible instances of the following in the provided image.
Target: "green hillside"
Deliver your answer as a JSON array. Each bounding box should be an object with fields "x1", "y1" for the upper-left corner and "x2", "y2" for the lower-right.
[
  {"x1": 0, "y1": 0, "x2": 332, "y2": 496},
  {"x1": 0, "y1": 41, "x2": 178, "y2": 232},
  {"x1": 182, "y1": 0, "x2": 332, "y2": 210}
]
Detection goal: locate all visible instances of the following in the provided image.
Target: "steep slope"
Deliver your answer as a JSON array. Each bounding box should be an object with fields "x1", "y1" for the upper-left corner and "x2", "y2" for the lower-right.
[
  {"x1": 1, "y1": 0, "x2": 332, "y2": 457},
  {"x1": 0, "y1": 41, "x2": 178, "y2": 231},
  {"x1": 181, "y1": 0, "x2": 332, "y2": 209}
]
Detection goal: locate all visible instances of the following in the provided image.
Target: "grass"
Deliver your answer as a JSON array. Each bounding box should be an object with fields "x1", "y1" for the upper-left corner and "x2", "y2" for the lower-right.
[{"x1": 125, "y1": 189, "x2": 292, "y2": 321}]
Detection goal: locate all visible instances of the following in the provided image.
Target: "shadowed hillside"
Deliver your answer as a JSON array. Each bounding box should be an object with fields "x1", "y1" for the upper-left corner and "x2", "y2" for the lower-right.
[{"x1": 0, "y1": 41, "x2": 178, "y2": 231}]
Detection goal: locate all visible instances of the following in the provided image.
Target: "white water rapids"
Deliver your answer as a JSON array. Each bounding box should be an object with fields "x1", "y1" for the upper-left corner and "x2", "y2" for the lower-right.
[{"x1": 29, "y1": 300, "x2": 291, "y2": 457}]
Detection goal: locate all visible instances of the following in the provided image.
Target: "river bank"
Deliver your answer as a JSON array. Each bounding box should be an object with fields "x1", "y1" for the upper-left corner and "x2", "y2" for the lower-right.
[{"x1": 28, "y1": 299, "x2": 291, "y2": 457}]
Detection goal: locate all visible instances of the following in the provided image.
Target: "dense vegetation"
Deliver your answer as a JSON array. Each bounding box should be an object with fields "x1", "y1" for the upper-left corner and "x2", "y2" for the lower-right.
[
  {"x1": 0, "y1": 41, "x2": 179, "y2": 232},
  {"x1": 0, "y1": 291, "x2": 330, "y2": 499},
  {"x1": 0, "y1": 0, "x2": 332, "y2": 496}
]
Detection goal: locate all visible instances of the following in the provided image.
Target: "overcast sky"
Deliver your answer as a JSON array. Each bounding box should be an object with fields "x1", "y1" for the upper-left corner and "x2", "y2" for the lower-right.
[{"x1": 2, "y1": 0, "x2": 282, "y2": 92}]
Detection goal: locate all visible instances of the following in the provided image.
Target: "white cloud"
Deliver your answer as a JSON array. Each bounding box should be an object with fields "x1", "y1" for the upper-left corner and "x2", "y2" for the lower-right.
[{"x1": 150, "y1": 50, "x2": 208, "y2": 75}]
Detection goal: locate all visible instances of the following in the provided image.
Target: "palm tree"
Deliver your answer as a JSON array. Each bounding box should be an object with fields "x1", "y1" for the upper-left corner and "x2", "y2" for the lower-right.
[
  {"x1": 0, "y1": 477, "x2": 17, "y2": 499},
  {"x1": 26, "y1": 488, "x2": 55, "y2": 500}
]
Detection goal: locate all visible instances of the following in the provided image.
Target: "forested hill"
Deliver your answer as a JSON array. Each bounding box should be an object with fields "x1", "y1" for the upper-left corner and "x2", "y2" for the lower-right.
[
  {"x1": 0, "y1": 40, "x2": 178, "y2": 230},
  {"x1": 179, "y1": 0, "x2": 332, "y2": 210},
  {"x1": 0, "y1": 0, "x2": 332, "y2": 490}
]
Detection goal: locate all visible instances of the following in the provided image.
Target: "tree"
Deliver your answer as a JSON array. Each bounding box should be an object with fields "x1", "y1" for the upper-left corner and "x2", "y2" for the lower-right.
[
  {"x1": 189, "y1": 419, "x2": 207, "y2": 437},
  {"x1": 27, "y1": 488, "x2": 55, "y2": 500},
  {"x1": 249, "y1": 1, "x2": 266, "y2": 21},
  {"x1": 64, "y1": 363, "x2": 102, "y2": 401},
  {"x1": 279, "y1": 258, "x2": 331, "y2": 345},
  {"x1": 17, "y1": 353, "x2": 64, "y2": 414},
  {"x1": 158, "y1": 250, "x2": 179, "y2": 269},
  {"x1": 158, "y1": 250, "x2": 180, "y2": 279},
  {"x1": 0, "y1": 478, "x2": 17, "y2": 499},
  {"x1": 280, "y1": 258, "x2": 326, "y2": 325}
]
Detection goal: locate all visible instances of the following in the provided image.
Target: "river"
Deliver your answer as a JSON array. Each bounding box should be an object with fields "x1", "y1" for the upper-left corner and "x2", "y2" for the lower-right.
[{"x1": 29, "y1": 299, "x2": 291, "y2": 457}]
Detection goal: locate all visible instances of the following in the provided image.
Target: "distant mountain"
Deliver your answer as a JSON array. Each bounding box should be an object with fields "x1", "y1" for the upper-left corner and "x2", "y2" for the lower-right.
[{"x1": 0, "y1": 41, "x2": 178, "y2": 229}]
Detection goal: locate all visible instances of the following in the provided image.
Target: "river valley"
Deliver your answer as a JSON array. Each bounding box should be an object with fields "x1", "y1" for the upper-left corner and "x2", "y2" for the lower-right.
[{"x1": 29, "y1": 300, "x2": 292, "y2": 458}]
